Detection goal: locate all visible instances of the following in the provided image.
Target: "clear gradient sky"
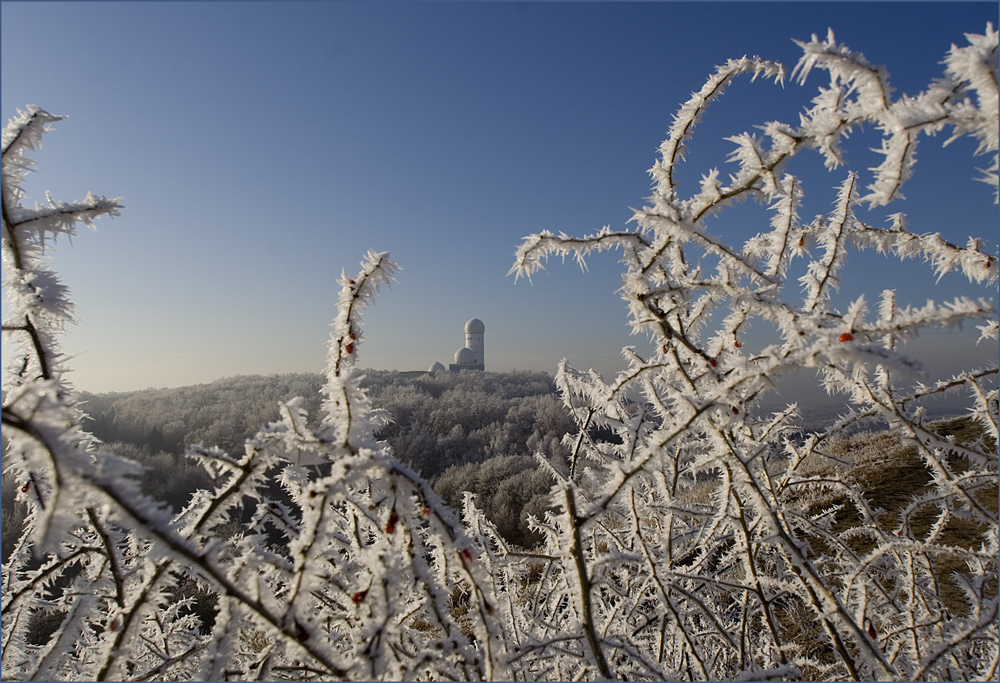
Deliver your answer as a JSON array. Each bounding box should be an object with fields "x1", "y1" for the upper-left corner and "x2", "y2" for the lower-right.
[{"x1": 2, "y1": 1, "x2": 997, "y2": 399}]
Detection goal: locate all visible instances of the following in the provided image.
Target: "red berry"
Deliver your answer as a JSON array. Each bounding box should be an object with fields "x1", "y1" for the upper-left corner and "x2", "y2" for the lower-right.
[
  {"x1": 352, "y1": 591, "x2": 367, "y2": 604},
  {"x1": 733, "y1": 341, "x2": 742, "y2": 348},
  {"x1": 345, "y1": 343, "x2": 355, "y2": 355},
  {"x1": 708, "y1": 357, "x2": 717, "y2": 368},
  {"x1": 385, "y1": 511, "x2": 399, "y2": 534},
  {"x1": 732, "y1": 407, "x2": 739, "y2": 415},
  {"x1": 20, "y1": 485, "x2": 29, "y2": 493},
  {"x1": 838, "y1": 332, "x2": 853, "y2": 342}
]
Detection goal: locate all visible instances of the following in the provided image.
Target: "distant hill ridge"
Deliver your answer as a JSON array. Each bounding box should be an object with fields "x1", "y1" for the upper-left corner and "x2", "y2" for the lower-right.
[{"x1": 79, "y1": 369, "x2": 565, "y2": 476}]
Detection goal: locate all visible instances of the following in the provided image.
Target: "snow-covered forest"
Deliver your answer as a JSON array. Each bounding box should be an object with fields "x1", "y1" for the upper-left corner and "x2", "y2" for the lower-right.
[
  {"x1": 2, "y1": 27, "x2": 998, "y2": 681},
  {"x1": 28, "y1": 370, "x2": 574, "y2": 548}
]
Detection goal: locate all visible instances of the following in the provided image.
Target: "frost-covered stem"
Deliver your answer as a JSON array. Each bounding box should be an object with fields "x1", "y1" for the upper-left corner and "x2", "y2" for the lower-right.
[
  {"x1": 653, "y1": 58, "x2": 786, "y2": 201},
  {"x1": 847, "y1": 370, "x2": 998, "y2": 528},
  {"x1": 629, "y1": 492, "x2": 715, "y2": 677},
  {"x1": 85, "y1": 470, "x2": 352, "y2": 677},
  {"x1": 805, "y1": 173, "x2": 857, "y2": 312},
  {"x1": 94, "y1": 560, "x2": 173, "y2": 681},
  {"x1": 1, "y1": 546, "x2": 95, "y2": 614},
  {"x1": 567, "y1": 408, "x2": 595, "y2": 481},
  {"x1": 719, "y1": 428, "x2": 895, "y2": 678},
  {"x1": 322, "y1": 249, "x2": 398, "y2": 445},
  {"x1": 590, "y1": 403, "x2": 711, "y2": 514},
  {"x1": 637, "y1": 291, "x2": 714, "y2": 363},
  {"x1": 1, "y1": 399, "x2": 70, "y2": 534},
  {"x1": 182, "y1": 446, "x2": 260, "y2": 534},
  {"x1": 388, "y1": 462, "x2": 500, "y2": 678},
  {"x1": 562, "y1": 487, "x2": 613, "y2": 679},
  {"x1": 911, "y1": 599, "x2": 999, "y2": 680},
  {"x1": 85, "y1": 507, "x2": 125, "y2": 609},
  {"x1": 509, "y1": 229, "x2": 653, "y2": 283},
  {"x1": 1, "y1": 113, "x2": 45, "y2": 275},
  {"x1": 689, "y1": 137, "x2": 803, "y2": 223},
  {"x1": 733, "y1": 498, "x2": 788, "y2": 667},
  {"x1": 134, "y1": 643, "x2": 209, "y2": 682},
  {"x1": 0, "y1": 320, "x2": 49, "y2": 379}
]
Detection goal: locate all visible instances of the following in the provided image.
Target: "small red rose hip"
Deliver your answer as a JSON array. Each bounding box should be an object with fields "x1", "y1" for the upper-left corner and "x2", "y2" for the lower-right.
[
  {"x1": 838, "y1": 332, "x2": 853, "y2": 342},
  {"x1": 385, "y1": 511, "x2": 399, "y2": 534}
]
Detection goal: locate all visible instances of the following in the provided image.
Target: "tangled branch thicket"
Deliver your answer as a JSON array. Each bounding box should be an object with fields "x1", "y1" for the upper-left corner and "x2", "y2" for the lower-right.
[{"x1": 3, "y1": 27, "x2": 998, "y2": 681}]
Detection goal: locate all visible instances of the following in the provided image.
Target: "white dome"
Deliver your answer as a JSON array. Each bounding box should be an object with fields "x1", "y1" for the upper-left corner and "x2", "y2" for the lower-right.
[
  {"x1": 455, "y1": 347, "x2": 476, "y2": 364},
  {"x1": 428, "y1": 362, "x2": 446, "y2": 373},
  {"x1": 465, "y1": 318, "x2": 485, "y2": 334}
]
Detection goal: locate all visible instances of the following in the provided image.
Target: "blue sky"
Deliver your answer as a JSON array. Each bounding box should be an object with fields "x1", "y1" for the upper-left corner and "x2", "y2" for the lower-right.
[{"x1": 2, "y1": 1, "x2": 997, "y2": 400}]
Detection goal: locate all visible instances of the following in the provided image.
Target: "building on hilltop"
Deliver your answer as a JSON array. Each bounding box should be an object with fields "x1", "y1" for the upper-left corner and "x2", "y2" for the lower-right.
[{"x1": 428, "y1": 318, "x2": 485, "y2": 372}]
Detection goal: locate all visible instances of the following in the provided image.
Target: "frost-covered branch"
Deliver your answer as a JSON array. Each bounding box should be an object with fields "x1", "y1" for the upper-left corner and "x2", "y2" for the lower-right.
[
  {"x1": 1, "y1": 109, "x2": 504, "y2": 681},
  {"x1": 506, "y1": 25, "x2": 997, "y2": 681}
]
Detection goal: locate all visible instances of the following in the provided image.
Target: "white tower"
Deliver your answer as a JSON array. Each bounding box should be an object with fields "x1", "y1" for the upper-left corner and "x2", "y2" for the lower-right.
[
  {"x1": 465, "y1": 318, "x2": 485, "y2": 367},
  {"x1": 449, "y1": 318, "x2": 485, "y2": 371}
]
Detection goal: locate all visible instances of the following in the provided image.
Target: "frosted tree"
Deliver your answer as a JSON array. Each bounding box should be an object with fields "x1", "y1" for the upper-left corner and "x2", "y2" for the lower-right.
[{"x1": 489, "y1": 25, "x2": 998, "y2": 681}]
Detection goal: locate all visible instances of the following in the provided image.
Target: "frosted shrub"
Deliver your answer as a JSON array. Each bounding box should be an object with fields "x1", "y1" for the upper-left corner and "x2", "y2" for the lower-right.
[
  {"x1": 2, "y1": 25, "x2": 998, "y2": 682},
  {"x1": 2, "y1": 111, "x2": 501, "y2": 680},
  {"x1": 488, "y1": 26, "x2": 998, "y2": 681}
]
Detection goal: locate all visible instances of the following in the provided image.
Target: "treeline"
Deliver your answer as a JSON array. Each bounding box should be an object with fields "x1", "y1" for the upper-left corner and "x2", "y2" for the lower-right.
[
  {"x1": 79, "y1": 373, "x2": 327, "y2": 457},
  {"x1": 71, "y1": 369, "x2": 575, "y2": 547}
]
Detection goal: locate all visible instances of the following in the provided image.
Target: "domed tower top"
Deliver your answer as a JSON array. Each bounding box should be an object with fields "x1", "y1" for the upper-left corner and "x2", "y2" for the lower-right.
[{"x1": 465, "y1": 318, "x2": 485, "y2": 334}]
